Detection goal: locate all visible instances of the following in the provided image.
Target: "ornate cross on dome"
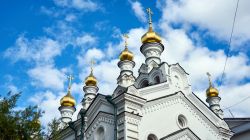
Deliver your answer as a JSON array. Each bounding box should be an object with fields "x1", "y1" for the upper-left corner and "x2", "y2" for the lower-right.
[
  {"x1": 90, "y1": 59, "x2": 95, "y2": 74},
  {"x1": 146, "y1": 8, "x2": 153, "y2": 24},
  {"x1": 123, "y1": 34, "x2": 129, "y2": 47},
  {"x1": 206, "y1": 72, "x2": 212, "y2": 87},
  {"x1": 67, "y1": 75, "x2": 74, "y2": 90}
]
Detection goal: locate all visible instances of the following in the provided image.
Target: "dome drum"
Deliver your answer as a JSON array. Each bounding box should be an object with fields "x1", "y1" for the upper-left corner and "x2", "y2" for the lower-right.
[{"x1": 58, "y1": 106, "x2": 76, "y2": 123}]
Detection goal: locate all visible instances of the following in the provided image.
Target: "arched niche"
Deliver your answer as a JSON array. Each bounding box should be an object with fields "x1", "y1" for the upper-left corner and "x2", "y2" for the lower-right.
[
  {"x1": 140, "y1": 80, "x2": 149, "y2": 88},
  {"x1": 154, "y1": 76, "x2": 160, "y2": 84},
  {"x1": 95, "y1": 126, "x2": 105, "y2": 140}
]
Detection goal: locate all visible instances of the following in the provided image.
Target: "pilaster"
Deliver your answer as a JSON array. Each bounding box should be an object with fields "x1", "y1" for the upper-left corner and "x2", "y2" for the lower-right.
[{"x1": 113, "y1": 93, "x2": 146, "y2": 140}]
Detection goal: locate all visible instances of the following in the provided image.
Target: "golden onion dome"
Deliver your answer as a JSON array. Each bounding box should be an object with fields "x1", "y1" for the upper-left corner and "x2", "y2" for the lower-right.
[
  {"x1": 206, "y1": 86, "x2": 219, "y2": 97},
  {"x1": 141, "y1": 8, "x2": 162, "y2": 44},
  {"x1": 119, "y1": 47, "x2": 134, "y2": 61},
  {"x1": 85, "y1": 71, "x2": 97, "y2": 86},
  {"x1": 60, "y1": 91, "x2": 76, "y2": 107},
  {"x1": 206, "y1": 72, "x2": 219, "y2": 97},
  {"x1": 141, "y1": 27, "x2": 162, "y2": 44}
]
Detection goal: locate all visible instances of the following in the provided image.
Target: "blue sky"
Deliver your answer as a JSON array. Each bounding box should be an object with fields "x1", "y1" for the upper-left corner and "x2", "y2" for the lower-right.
[{"x1": 1, "y1": 0, "x2": 250, "y2": 126}]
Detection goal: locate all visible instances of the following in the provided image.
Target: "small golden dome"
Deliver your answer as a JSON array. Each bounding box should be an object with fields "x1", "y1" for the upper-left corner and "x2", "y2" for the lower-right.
[
  {"x1": 60, "y1": 91, "x2": 76, "y2": 107},
  {"x1": 85, "y1": 72, "x2": 97, "y2": 86},
  {"x1": 141, "y1": 28, "x2": 162, "y2": 44},
  {"x1": 119, "y1": 47, "x2": 134, "y2": 61},
  {"x1": 206, "y1": 86, "x2": 219, "y2": 97},
  {"x1": 206, "y1": 72, "x2": 219, "y2": 97}
]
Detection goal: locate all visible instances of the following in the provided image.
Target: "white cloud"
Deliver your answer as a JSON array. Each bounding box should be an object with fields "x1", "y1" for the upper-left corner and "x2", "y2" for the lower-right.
[
  {"x1": 76, "y1": 34, "x2": 96, "y2": 46},
  {"x1": 28, "y1": 65, "x2": 66, "y2": 91},
  {"x1": 53, "y1": 0, "x2": 98, "y2": 11},
  {"x1": 130, "y1": 1, "x2": 146, "y2": 22},
  {"x1": 4, "y1": 36, "x2": 62, "y2": 65},
  {"x1": 7, "y1": 85, "x2": 18, "y2": 93},
  {"x1": 65, "y1": 14, "x2": 77, "y2": 22},
  {"x1": 77, "y1": 48, "x2": 104, "y2": 67},
  {"x1": 160, "y1": 0, "x2": 250, "y2": 47},
  {"x1": 29, "y1": 91, "x2": 62, "y2": 126}
]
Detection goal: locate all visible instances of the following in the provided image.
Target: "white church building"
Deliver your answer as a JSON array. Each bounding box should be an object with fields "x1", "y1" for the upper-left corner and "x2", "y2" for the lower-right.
[{"x1": 56, "y1": 8, "x2": 249, "y2": 140}]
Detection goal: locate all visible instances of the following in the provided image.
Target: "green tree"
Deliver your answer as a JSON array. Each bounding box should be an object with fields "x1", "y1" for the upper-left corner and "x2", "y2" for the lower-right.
[
  {"x1": 46, "y1": 118, "x2": 62, "y2": 140},
  {"x1": 0, "y1": 91, "x2": 43, "y2": 140}
]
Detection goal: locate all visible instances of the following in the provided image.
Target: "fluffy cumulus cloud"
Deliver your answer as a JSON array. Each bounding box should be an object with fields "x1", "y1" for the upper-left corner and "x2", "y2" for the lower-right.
[
  {"x1": 29, "y1": 91, "x2": 62, "y2": 126},
  {"x1": 75, "y1": 34, "x2": 97, "y2": 47},
  {"x1": 130, "y1": 1, "x2": 146, "y2": 22},
  {"x1": 4, "y1": 36, "x2": 62, "y2": 65},
  {"x1": 160, "y1": 0, "x2": 250, "y2": 48},
  {"x1": 28, "y1": 65, "x2": 66, "y2": 91},
  {"x1": 53, "y1": 0, "x2": 98, "y2": 11}
]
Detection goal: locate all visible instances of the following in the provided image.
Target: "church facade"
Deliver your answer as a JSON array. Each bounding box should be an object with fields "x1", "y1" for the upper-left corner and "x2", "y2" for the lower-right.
[{"x1": 57, "y1": 8, "x2": 235, "y2": 140}]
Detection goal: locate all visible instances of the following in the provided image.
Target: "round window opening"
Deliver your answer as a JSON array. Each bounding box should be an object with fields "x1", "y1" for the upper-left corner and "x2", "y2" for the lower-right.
[
  {"x1": 177, "y1": 114, "x2": 187, "y2": 128},
  {"x1": 147, "y1": 134, "x2": 158, "y2": 140}
]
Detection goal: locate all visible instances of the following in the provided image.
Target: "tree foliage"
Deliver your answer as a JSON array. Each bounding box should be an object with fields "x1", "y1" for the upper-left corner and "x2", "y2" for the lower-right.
[
  {"x1": 46, "y1": 118, "x2": 61, "y2": 140},
  {"x1": 0, "y1": 92, "x2": 43, "y2": 140}
]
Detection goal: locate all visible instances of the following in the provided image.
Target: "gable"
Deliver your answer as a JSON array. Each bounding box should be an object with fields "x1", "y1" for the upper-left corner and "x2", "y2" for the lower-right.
[
  {"x1": 160, "y1": 128, "x2": 200, "y2": 140},
  {"x1": 139, "y1": 91, "x2": 230, "y2": 139},
  {"x1": 85, "y1": 94, "x2": 114, "y2": 125}
]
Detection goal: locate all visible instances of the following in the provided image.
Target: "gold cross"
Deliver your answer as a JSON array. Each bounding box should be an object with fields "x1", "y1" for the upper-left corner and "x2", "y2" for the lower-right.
[
  {"x1": 123, "y1": 34, "x2": 129, "y2": 47},
  {"x1": 146, "y1": 8, "x2": 153, "y2": 24},
  {"x1": 67, "y1": 75, "x2": 74, "y2": 90},
  {"x1": 90, "y1": 59, "x2": 95, "y2": 73},
  {"x1": 206, "y1": 72, "x2": 212, "y2": 87}
]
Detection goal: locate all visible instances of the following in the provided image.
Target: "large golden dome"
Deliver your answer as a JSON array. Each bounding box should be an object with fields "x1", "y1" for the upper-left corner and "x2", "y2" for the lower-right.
[
  {"x1": 141, "y1": 27, "x2": 162, "y2": 44},
  {"x1": 85, "y1": 72, "x2": 97, "y2": 86},
  {"x1": 119, "y1": 47, "x2": 134, "y2": 61},
  {"x1": 60, "y1": 91, "x2": 76, "y2": 107},
  {"x1": 141, "y1": 8, "x2": 162, "y2": 44}
]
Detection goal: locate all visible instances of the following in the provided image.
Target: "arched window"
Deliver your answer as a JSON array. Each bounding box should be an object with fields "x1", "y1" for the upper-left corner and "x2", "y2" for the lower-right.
[
  {"x1": 96, "y1": 127, "x2": 104, "y2": 140},
  {"x1": 154, "y1": 76, "x2": 160, "y2": 84},
  {"x1": 147, "y1": 134, "x2": 158, "y2": 140},
  {"x1": 141, "y1": 80, "x2": 149, "y2": 88}
]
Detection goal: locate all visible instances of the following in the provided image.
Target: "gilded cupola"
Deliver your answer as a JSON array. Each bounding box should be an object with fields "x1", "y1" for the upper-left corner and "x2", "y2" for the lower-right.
[
  {"x1": 60, "y1": 75, "x2": 76, "y2": 107},
  {"x1": 85, "y1": 61, "x2": 98, "y2": 86},
  {"x1": 141, "y1": 8, "x2": 162, "y2": 44},
  {"x1": 119, "y1": 34, "x2": 134, "y2": 61},
  {"x1": 206, "y1": 72, "x2": 219, "y2": 97}
]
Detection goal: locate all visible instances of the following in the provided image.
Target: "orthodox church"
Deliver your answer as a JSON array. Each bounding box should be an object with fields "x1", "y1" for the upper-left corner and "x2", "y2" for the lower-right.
[{"x1": 56, "y1": 8, "x2": 248, "y2": 140}]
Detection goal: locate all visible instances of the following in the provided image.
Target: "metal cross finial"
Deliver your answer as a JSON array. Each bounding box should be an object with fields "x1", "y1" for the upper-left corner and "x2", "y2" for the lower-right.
[
  {"x1": 206, "y1": 72, "x2": 212, "y2": 87},
  {"x1": 90, "y1": 59, "x2": 95, "y2": 74},
  {"x1": 146, "y1": 8, "x2": 153, "y2": 24},
  {"x1": 67, "y1": 75, "x2": 74, "y2": 90},
  {"x1": 123, "y1": 34, "x2": 129, "y2": 48}
]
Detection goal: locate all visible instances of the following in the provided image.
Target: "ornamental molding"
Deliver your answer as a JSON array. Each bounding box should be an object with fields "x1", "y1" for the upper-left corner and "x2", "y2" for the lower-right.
[
  {"x1": 113, "y1": 93, "x2": 146, "y2": 106},
  {"x1": 139, "y1": 82, "x2": 169, "y2": 96},
  {"x1": 142, "y1": 92, "x2": 220, "y2": 139},
  {"x1": 160, "y1": 128, "x2": 200, "y2": 140},
  {"x1": 117, "y1": 112, "x2": 141, "y2": 125},
  {"x1": 85, "y1": 112, "x2": 114, "y2": 139},
  {"x1": 86, "y1": 96, "x2": 114, "y2": 124}
]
